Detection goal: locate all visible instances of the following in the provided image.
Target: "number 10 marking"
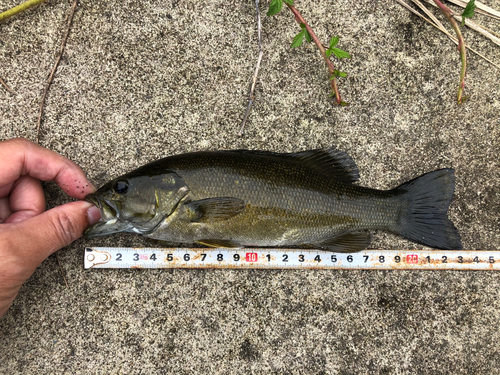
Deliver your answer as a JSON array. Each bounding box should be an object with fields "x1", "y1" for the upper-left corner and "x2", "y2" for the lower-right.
[{"x1": 246, "y1": 253, "x2": 258, "y2": 262}]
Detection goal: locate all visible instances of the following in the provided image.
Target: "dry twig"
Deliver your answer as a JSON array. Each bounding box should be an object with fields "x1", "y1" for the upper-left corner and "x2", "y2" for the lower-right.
[
  {"x1": 36, "y1": 0, "x2": 78, "y2": 144},
  {"x1": 0, "y1": 76, "x2": 15, "y2": 94},
  {"x1": 55, "y1": 252, "x2": 68, "y2": 288},
  {"x1": 35, "y1": 0, "x2": 79, "y2": 287},
  {"x1": 239, "y1": 0, "x2": 264, "y2": 136}
]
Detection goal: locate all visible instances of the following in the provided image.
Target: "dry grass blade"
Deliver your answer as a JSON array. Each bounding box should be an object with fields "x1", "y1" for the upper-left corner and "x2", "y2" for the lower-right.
[
  {"x1": 394, "y1": 0, "x2": 437, "y2": 24},
  {"x1": 395, "y1": 0, "x2": 500, "y2": 69},
  {"x1": 421, "y1": 0, "x2": 500, "y2": 47},
  {"x1": 445, "y1": 0, "x2": 500, "y2": 21},
  {"x1": 474, "y1": 21, "x2": 500, "y2": 39},
  {"x1": 413, "y1": 0, "x2": 449, "y2": 33},
  {"x1": 461, "y1": 17, "x2": 500, "y2": 47}
]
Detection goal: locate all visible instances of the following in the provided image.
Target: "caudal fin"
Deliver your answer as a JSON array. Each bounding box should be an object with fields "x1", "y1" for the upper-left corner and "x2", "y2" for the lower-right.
[{"x1": 394, "y1": 169, "x2": 462, "y2": 250}]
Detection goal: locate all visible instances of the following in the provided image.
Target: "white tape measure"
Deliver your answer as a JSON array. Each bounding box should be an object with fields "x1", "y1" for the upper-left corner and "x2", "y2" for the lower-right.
[{"x1": 85, "y1": 247, "x2": 499, "y2": 270}]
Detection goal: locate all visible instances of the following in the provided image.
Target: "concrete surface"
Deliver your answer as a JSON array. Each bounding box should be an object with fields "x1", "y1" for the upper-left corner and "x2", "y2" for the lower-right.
[{"x1": 1, "y1": 0, "x2": 499, "y2": 373}]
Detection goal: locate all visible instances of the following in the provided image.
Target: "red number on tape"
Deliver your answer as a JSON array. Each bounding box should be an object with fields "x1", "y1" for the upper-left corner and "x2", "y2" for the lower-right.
[
  {"x1": 407, "y1": 254, "x2": 418, "y2": 264},
  {"x1": 246, "y1": 253, "x2": 258, "y2": 262}
]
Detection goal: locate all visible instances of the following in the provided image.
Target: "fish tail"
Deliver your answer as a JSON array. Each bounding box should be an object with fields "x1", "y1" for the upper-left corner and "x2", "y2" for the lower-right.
[{"x1": 393, "y1": 169, "x2": 462, "y2": 250}]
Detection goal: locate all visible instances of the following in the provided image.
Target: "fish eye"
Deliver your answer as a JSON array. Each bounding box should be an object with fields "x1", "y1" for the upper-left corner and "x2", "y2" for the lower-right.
[{"x1": 113, "y1": 181, "x2": 129, "y2": 194}]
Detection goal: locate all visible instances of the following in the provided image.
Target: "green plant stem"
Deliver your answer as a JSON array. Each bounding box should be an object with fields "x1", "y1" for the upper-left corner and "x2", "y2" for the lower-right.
[
  {"x1": 285, "y1": 3, "x2": 343, "y2": 105},
  {"x1": 433, "y1": 0, "x2": 467, "y2": 103},
  {"x1": 0, "y1": 0, "x2": 46, "y2": 22}
]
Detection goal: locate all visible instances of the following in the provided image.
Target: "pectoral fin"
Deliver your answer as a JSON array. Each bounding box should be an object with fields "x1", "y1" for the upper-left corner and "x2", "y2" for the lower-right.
[
  {"x1": 312, "y1": 231, "x2": 372, "y2": 253},
  {"x1": 186, "y1": 197, "x2": 245, "y2": 222},
  {"x1": 196, "y1": 239, "x2": 241, "y2": 248}
]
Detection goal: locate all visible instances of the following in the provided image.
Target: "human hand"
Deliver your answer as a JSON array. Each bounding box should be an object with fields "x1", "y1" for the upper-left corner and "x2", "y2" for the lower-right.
[{"x1": 0, "y1": 138, "x2": 101, "y2": 318}]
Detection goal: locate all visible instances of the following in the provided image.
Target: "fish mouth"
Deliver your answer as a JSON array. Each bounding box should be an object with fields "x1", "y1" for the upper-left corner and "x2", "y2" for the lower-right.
[
  {"x1": 84, "y1": 194, "x2": 134, "y2": 238},
  {"x1": 85, "y1": 195, "x2": 117, "y2": 222}
]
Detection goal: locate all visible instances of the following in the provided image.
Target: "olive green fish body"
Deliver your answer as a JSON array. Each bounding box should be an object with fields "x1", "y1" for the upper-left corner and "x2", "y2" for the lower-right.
[
  {"x1": 85, "y1": 148, "x2": 462, "y2": 251},
  {"x1": 144, "y1": 152, "x2": 395, "y2": 246}
]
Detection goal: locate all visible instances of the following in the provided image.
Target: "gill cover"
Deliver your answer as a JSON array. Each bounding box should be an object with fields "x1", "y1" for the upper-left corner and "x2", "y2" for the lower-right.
[{"x1": 84, "y1": 171, "x2": 189, "y2": 237}]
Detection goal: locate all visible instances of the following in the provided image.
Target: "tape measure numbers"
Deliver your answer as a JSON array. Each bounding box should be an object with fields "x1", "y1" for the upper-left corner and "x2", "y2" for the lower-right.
[{"x1": 85, "y1": 247, "x2": 499, "y2": 270}]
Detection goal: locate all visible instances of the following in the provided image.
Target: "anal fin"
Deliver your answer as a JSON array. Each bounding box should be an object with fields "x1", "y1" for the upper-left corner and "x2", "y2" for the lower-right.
[
  {"x1": 312, "y1": 231, "x2": 371, "y2": 253},
  {"x1": 196, "y1": 239, "x2": 241, "y2": 248}
]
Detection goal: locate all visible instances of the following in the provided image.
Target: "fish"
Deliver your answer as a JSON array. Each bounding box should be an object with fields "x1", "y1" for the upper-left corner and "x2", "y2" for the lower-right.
[{"x1": 84, "y1": 147, "x2": 462, "y2": 251}]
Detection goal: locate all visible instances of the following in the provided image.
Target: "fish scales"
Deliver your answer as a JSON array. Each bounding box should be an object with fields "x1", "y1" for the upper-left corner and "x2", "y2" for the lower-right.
[
  {"x1": 134, "y1": 151, "x2": 396, "y2": 242},
  {"x1": 146, "y1": 151, "x2": 396, "y2": 218}
]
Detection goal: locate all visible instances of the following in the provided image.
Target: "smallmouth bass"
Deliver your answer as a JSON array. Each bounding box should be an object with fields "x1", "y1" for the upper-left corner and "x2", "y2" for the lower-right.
[{"x1": 84, "y1": 147, "x2": 462, "y2": 251}]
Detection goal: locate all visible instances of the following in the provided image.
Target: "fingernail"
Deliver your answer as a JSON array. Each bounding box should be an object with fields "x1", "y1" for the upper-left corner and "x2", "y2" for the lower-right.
[
  {"x1": 87, "y1": 182, "x2": 97, "y2": 193},
  {"x1": 87, "y1": 205, "x2": 101, "y2": 225}
]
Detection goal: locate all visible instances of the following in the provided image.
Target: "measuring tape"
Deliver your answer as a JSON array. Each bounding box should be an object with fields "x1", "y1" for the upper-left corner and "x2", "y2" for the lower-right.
[{"x1": 84, "y1": 247, "x2": 499, "y2": 270}]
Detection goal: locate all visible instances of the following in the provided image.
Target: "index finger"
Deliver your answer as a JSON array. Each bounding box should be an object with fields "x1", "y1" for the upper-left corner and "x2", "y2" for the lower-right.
[{"x1": 0, "y1": 138, "x2": 95, "y2": 199}]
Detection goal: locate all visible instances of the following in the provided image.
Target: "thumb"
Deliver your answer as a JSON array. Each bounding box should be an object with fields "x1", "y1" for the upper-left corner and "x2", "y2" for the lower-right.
[{"x1": 10, "y1": 201, "x2": 101, "y2": 265}]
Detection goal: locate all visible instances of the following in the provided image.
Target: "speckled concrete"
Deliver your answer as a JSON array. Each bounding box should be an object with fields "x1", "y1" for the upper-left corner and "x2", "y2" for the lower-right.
[{"x1": 1, "y1": 0, "x2": 499, "y2": 373}]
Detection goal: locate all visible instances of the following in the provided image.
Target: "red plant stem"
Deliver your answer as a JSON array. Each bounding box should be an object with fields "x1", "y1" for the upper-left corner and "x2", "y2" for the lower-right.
[
  {"x1": 433, "y1": 0, "x2": 467, "y2": 103},
  {"x1": 285, "y1": 3, "x2": 342, "y2": 104}
]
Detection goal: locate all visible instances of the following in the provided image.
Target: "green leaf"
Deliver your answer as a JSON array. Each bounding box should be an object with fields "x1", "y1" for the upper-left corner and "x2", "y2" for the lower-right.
[
  {"x1": 267, "y1": 0, "x2": 283, "y2": 16},
  {"x1": 331, "y1": 70, "x2": 347, "y2": 78},
  {"x1": 329, "y1": 36, "x2": 340, "y2": 48},
  {"x1": 304, "y1": 30, "x2": 312, "y2": 43},
  {"x1": 461, "y1": 0, "x2": 475, "y2": 25},
  {"x1": 331, "y1": 47, "x2": 351, "y2": 59},
  {"x1": 283, "y1": 0, "x2": 294, "y2": 5},
  {"x1": 325, "y1": 49, "x2": 332, "y2": 58},
  {"x1": 291, "y1": 30, "x2": 305, "y2": 48}
]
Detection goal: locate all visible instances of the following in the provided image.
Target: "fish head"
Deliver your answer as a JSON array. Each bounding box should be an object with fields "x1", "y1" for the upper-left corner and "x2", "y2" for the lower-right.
[{"x1": 84, "y1": 171, "x2": 189, "y2": 238}]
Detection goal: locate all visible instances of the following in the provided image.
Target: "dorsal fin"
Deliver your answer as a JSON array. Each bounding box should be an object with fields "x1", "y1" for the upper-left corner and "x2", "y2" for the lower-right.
[
  {"x1": 288, "y1": 148, "x2": 359, "y2": 183},
  {"x1": 228, "y1": 147, "x2": 359, "y2": 184}
]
